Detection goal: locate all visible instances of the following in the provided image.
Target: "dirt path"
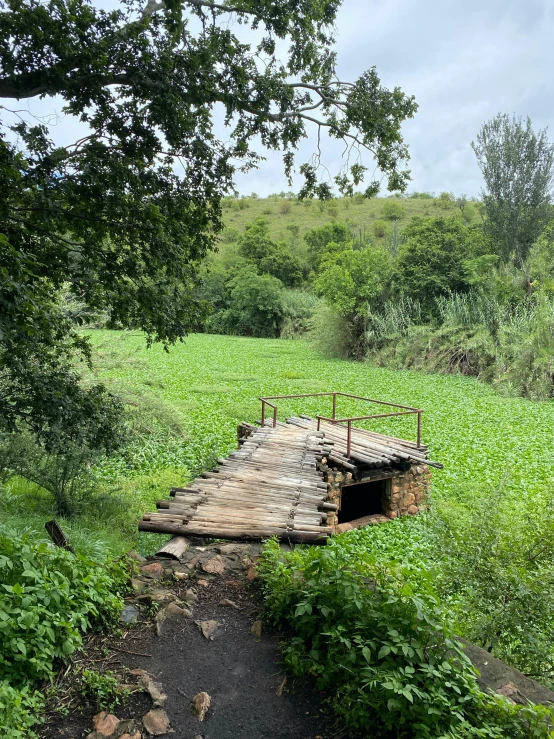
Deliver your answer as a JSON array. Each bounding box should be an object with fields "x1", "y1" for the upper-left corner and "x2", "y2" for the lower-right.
[{"x1": 41, "y1": 541, "x2": 350, "y2": 739}]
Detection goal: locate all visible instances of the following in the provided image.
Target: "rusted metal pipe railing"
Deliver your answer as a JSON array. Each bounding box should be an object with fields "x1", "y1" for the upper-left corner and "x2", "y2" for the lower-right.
[{"x1": 259, "y1": 392, "x2": 424, "y2": 448}]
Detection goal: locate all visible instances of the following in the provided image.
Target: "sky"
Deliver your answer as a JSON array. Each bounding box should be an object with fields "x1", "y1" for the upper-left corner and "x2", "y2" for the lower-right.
[
  {"x1": 233, "y1": 0, "x2": 554, "y2": 197},
  {"x1": 4, "y1": 0, "x2": 554, "y2": 198}
]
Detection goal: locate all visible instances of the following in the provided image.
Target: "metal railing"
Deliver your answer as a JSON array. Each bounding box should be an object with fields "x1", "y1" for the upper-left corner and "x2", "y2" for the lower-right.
[{"x1": 259, "y1": 391, "x2": 424, "y2": 452}]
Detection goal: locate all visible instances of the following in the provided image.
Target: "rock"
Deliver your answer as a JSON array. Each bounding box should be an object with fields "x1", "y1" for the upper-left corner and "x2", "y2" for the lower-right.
[
  {"x1": 197, "y1": 578, "x2": 210, "y2": 587},
  {"x1": 276, "y1": 675, "x2": 287, "y2": 696},
  {"x1": 202, "y1": 555, "x2": 225, "y2": 575},
  {"x1": 403, "y1": 493, "x2": 415, "y2": 506},
  {"x1": 139, "y1": 675, "x2": 167, "y2": 707},
  {"x1": 246, "y1": 563, "x2": 257, "y2": 581},
  {"x1": 93, "y1": 711, "x2": 120, "y2": 737},
  {"x1": 197, "y1": 619, "x2": 220, "y2": 640},
  {"x1": 142, "y1": 709, "x2": 172, "y2": 735},
  {"x1": 191, "y1": 692, "x2": 211, "y2": 721},
  {"x1": 149, "y1": 588, "x2": 179, "y2": 603},
  {"x1": 140, "y1": 563, "x2": 164, "y2": 579},
  {"x1": 120, "y1": 734, "x2": 142, "y2": 739},
  {"x1": 407, "y1": 505, "x2": 419, "y2": 515},
  {"x1": 120, "y1": 604, "x2": 140, "y2": 624},
  {"x1": 251, "y1": 620, "x2": 263, "y2": 640},
  {"x1": 174, "y1": 571, "x2": 188, "y2": 581},
  {"x1": 131, "y1": 578, "x2": 148, "y2": 594},
  {"x1": 127, "y1": 550, "x2": 147, "y2": 564},
  {"x1": 165, "y1": 601, "x2": 191, "y2": 618},
  {"x1": 219, "y1": 598, "x2": 239, "y2": 609},
  {"x1": 184, "y1": 589, "x2": 198, "y2": 606},
  {"x1": 218, "y1": 543, "x2": 250, "y2": 556}
]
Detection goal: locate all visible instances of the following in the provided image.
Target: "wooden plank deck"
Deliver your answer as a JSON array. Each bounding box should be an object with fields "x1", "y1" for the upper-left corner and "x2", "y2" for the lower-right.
[{"x1": 138, "y1": 416, "x2": 437, "y2": 544}]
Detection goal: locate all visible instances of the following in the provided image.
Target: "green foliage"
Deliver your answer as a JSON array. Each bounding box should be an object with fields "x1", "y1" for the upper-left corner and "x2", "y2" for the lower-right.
[
  {"x1": 372, "y1": 219, "x2": 388, "y2": 238},
  {"x1": 0, "y1": 532, "x2": 127, "y2": 686},
  {"x1": 304, "y1": 222, "x2": 352, "y2": 269},
  {"x1": 279, "y1": 290, "x2": 323, "y2": 339},
  {"x1": 395, "y1": 217, "x2": 488, "y2": 316},
  {"x1": 259, "y1": 537, "x2": 554, "y2": 738},
  {"x1": 205, "y1": 266, "x2": 284, "y2": 338},
  {"x1": 0, "y1": 682, "x2": 42, "y2": 739},
  {"x1": 472, "y1": 114, "x2": 554, "y2": 263},
  {"x1": 1, "y1": 0, "x2": 417, "y2": 455},
  {"x1": 429, "y1": 486, "x2": 554, "y2": 681},
  {"x1": 382, "y1": 200, "x2": 406, "y2": 220},
  {"x1": 80, "y1": 669, "x2": 129, "y2": 711},
  {"x1": 238, "y1": 219, "x2": 304, "y2": 287}
]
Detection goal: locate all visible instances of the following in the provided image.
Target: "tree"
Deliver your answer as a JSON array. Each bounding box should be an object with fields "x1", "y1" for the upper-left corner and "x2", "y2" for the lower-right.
[
  {"x1": 238, "y1": 218, "x2": 304, "y2": 286},
  {"x1": 472, "y1": 114, "x2": 554, "y2": 264},
  {"x1": 206, "y1": 266, "x2": 284, "y2": 338},
  {"x1": 0, "y1": 0, "x2": 417, "y2": 447},
  {"x1": 395, "y1": 217, "x2": 487, "y2": 316},
  {"x1": 304, "y1": 223, "x2": 353, "y2": 269},
  {"x1": 314, "y1": 244, "x2": 393, "y2": 355}
]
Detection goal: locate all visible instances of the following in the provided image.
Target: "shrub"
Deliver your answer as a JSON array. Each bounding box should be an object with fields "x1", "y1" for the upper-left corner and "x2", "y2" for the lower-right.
[
  {"x1": 0, "y1": 682, "x2": 43, "y2": 739},
  {"x1": 80, "y1": 669, "x2": 130, "y2": 710},
  {"x1": 0, "y1": 532, "x2": 127, "y2": 685},
  {"x1": 372, "y1": 219, "x2": 388, "y2": 238},
  {"x1": 259, "y1": 536, "x2": 554, "y2": 738},
  {"x1": 308, "y1": 303, "x2": 353, "y2": 359},
  {"x1": 279, "y1": 201, "x2": 291, "y2": 215},
  {"x1": 382, "y1": 200, "x2": 405, "y2": 220},
  {"x1": 220, "y1": 226, "x2": 241, "y2": 243}
]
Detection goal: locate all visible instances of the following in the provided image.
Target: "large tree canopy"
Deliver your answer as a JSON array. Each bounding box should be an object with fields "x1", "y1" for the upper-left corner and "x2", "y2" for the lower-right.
[{"x1": 0, "y1": 0, "x2": 417, "y2": 447}]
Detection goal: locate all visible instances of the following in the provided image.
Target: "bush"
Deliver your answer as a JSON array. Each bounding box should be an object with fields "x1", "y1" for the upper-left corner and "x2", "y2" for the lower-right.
[
  {"x1": 280, "y1": 201, "x2": 291, "y2": 215},
  {"x1": 309, "y1": 303, "x2": 354, "y2": 359},
  {"x1": 0, "y1": 682, "x2": 43, "y2": 739},
  {"x1": 372, "y1": 219, "x2": 388, "y2": 238},
  {"x1": 259, "y1": 536, "x2": 554, "y2": 738},
  {"x1": 382, "y1": 200, "x2": 405, "y2": 220},
  {"x1": 220, "y1": 226, "x2": 241, "y2": 243},
  {"x1": 0, "y1": 532, "x2": 127, "y2": 686}
]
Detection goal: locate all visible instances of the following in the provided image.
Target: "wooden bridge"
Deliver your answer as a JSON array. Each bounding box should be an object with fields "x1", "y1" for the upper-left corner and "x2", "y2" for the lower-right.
[{"x1": 138, "y1": 393, "x2": 439, "y2": 545}]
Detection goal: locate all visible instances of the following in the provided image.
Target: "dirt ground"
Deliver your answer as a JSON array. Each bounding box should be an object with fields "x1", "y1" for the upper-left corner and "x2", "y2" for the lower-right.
[{"x1": 39, "y1": 556, "x2": 352, "y2": 739}]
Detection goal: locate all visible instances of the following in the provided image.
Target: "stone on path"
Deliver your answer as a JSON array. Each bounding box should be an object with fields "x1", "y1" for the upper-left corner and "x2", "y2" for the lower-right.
[
  {"x1": 142, "y1": 709, "x2": 172, "y2": 736},
  {"x1": 251, "y1": 620, "x2": 263, "y2": 640},
  {"x1": 191, "y1": 692, "x2": 211, "y2": 721},
  {"x1": 198, "y1": 619, "x2": 220, "y2": 640},
  {"x1": 120, "y1": 604, "x2": 140, "y2": 624},
  {"x1": 174, "y1": 571, "x2": 188, "y2": 581},
  {"x1": 202, "y1": 555, "x2": 226, "y2": 575},
  {"x1": 219, "y1": 598, "x2": 239, "y2": 609},
  {"x1": 93, "y1": 711, "x2": 120, "y2": 737}
]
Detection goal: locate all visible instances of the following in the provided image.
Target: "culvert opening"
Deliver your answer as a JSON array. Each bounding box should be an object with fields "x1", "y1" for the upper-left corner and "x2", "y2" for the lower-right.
[{"x1": 337, "y1": 478, "x2": 388, "y2": 524}]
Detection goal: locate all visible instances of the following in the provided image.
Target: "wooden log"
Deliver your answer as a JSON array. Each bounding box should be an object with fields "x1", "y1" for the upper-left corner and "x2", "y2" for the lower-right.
[
  {"x1": 155, "y1": 536, "x2": 191, "y2": 560},
  {"x1": 138, "y1": 519, "x2": 329, "y2": 544}
]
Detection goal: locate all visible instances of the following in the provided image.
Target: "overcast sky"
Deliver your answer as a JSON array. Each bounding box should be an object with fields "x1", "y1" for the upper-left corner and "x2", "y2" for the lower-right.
[
  {"x1": 235, "y1": 0, "x2": 554, "y2": 197},
  {"x1": 5, "y1": 0, "x2": 553, "y2": 198}
]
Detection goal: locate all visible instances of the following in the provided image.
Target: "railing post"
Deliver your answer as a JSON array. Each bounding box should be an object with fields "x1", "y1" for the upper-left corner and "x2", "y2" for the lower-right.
[
  {"x1": 332, "y1": 392, "x2": 337, "y2": 420},
  {"x1": 273, "y1": 406, "x2": 277, "y2": 428},
  {"x1": 417, "y1": 411, "x2": 422, "y2": 448},
  {"x1": 261, "y1": 400, "x2": 266, "y2": 427},
  {"x1": 347, "y1": 419, "x2": 352, "y2": 458},
  {"x1": 317, "y1": 416, "x2": 321, "y2": 431}
]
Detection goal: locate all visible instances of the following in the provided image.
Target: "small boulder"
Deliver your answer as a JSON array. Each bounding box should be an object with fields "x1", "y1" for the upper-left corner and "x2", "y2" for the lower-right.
[
  {"x1": 202, "y1": 555, "x2": 225, "y2": 576},
  {"x1": 251, "y1": 620, "x2": 263, "y2": 640},
  {"x1": 197, "y1": 619, "x2": 220, "y2": 640},
  {"x1": 131, "y1": 579, "x2": 147, "y2": 594},
  {"x1": 191, "y1": 692, "x2": 211, "y2": 721},
  {"x1": 197, "y1": 579, "x2": 211, "y2": 587},
  {"x1": 93, "y1": 711, "x2": 120, "y2": 737},
  {"x1": 174, "y1": 571, "x2": 188, "y2": 581},
  {"x1": 140, "y1": 563, "x2": 164, "y2": 579},
  {"x1": 219, "y1": 598, "x2": 239, "y2": 609},
  {"x1": 120, "y1": 604, "x2": 140, "y2": 624},
  {"x1": 142, "y1": 709, "x2": 172, "y2": 736},
  {"x1": 184, "y1": 589, "x2": 198, "y2": 606}
]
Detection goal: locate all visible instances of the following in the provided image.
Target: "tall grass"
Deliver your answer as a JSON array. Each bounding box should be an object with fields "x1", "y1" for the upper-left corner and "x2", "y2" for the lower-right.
[{"x1": 365, "y1": 292, "x2": 554, "y2": 400}]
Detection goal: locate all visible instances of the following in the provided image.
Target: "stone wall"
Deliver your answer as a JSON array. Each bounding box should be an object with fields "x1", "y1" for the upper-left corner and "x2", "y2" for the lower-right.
[
  {"x1": 384, "y1": 464, "x2": 431, "y2": 519},
  {"x1": 320, "y1": 462, "x2": 431, "y2": 531}
]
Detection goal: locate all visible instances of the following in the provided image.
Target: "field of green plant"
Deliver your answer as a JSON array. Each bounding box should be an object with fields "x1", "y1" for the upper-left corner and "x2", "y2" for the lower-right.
[{"x1": 5, "y1": 330, "x2": 553, "y2": 556}]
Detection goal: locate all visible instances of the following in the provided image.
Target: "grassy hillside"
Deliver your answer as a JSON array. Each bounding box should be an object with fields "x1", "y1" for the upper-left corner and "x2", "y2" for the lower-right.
[{"x1": 217, "y1": 194, "x2": 479, "y2": 256}]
